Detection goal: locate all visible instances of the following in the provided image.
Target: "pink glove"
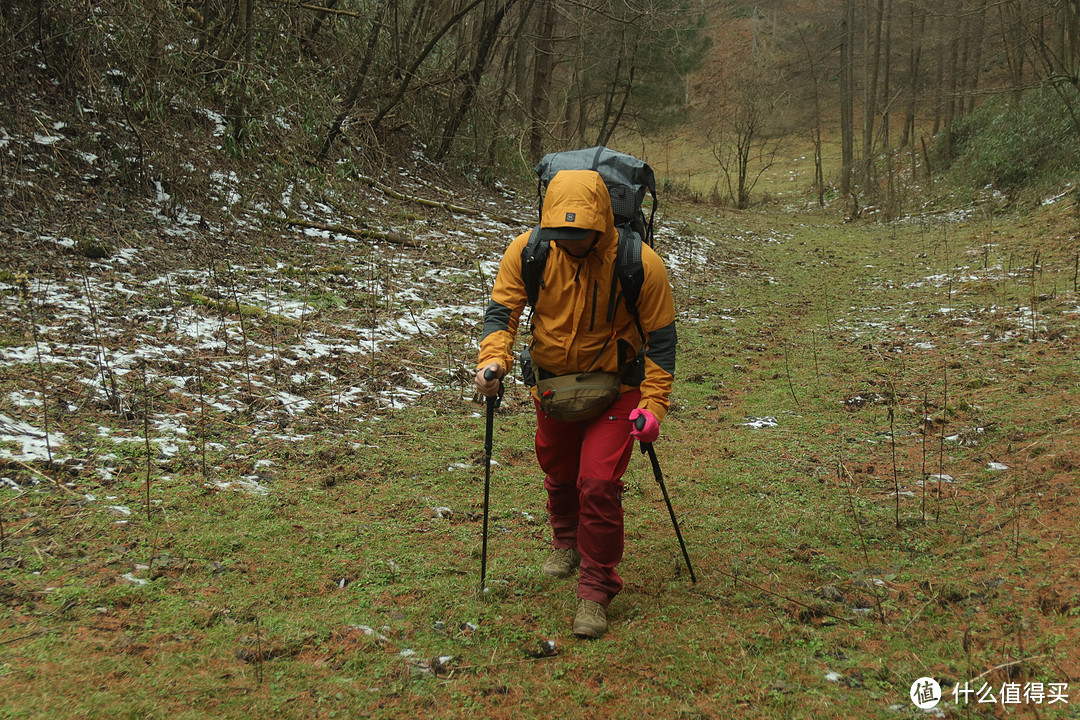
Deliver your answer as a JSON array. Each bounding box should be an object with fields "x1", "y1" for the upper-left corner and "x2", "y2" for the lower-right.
[{"x1": 629, "y1": 408, "x2": 659, "y2": 443}]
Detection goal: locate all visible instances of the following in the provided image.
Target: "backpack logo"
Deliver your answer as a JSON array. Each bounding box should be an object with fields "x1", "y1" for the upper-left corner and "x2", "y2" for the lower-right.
[{"x1": 565, "y1": 212, "x2": 576, "y2": 222}]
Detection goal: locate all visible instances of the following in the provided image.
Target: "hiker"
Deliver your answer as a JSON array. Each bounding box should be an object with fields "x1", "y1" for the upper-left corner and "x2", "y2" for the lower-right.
[{"x1": 474, "y1": 167, "x2": 676, "y2": 639}]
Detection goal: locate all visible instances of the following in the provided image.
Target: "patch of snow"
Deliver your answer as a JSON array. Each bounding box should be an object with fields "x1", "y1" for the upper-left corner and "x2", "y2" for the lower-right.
[
  {"x1": 212, "y1": 476, "x2": 270, "y2": 495},
  {"x1": 0, "y1": 413, "x2": 65, "y2": 461},
  {"x1": 9, "y1": 390, "x2": 42, "y2": 407},
  {"x1": 199, "y1": 108, "x2": 227, "y2": 136}
]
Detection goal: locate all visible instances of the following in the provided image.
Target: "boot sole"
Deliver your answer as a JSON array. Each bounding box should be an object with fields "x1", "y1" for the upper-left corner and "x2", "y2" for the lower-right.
[{"x1": 572, "y1": 625, "x2": 606, "y2": 639}]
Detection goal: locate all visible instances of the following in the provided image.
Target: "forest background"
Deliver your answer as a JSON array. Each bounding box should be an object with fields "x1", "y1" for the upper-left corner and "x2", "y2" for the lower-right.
[{"x1": 4, "y1": 0, "x2": 1080, "y2": 213}]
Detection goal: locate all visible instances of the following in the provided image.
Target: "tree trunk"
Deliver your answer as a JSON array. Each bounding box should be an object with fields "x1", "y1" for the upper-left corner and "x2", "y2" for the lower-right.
[
  {"x1": 486, "y1": 0, "x2": 536, "y2": 164},
  {"x1": 862, "y1": 0, "x2": 884, "y2": 186},
  {"x1": 797, "y1": 26, "x2": 826, "y2": 206},
  {"x1": 955, "y1": 7, "x2": 971, "y2": 115},
  {"x1": 900, "y1": 5, "x2": 924, "y2": 150},
  {"x1": 596, "y1": 65, "x2": 634, "y2": 147},
  {"x1": 372, "y1": 0, "x2": 487, "y2": 132},
  {"x1": 395, "y1": 1, "x2": 432, "y2": 83},
  {"x1": 932, "y1": 10, "x2": 944, "y2": 135},
  {"x1": 942, "y1": 5, "x2": 962, "y2": 159},
  {"x1": 227, "y1": 0, "x2": 254, "y2": 146},
  {"x1": 737, "y1": 133, "x2": 751, "y2": 209},
  {"x1": 999, "y1": 0, "x2": 1025, "y2": 103},
  {"x1": 963, "y1": 0, "x2": 987, "y2": 115},
  {"x1": 880, "y1": 0, "x2": 893, "y2": 148},
  {"x1": 435, "y1": 0, "x2": 518, "y2": 160},
  {"x1": 318, "y1": 0, "x2": 389, "y2": 160},
  {"x1": 528, "y1": 0, "x2": 557, "y2": 161},
  {"x1": 513, "y1": 2, "x2": 531, "y2": 118},
  {"x1": 840, "y1": 0, "x2": 856, "y2": 196},
  {"x1": 301, "y1": 0, "x2": 339, "y2": 59},
  {"x1": 1066, "y1": 1, "x2": 1080, "y2": 75}
]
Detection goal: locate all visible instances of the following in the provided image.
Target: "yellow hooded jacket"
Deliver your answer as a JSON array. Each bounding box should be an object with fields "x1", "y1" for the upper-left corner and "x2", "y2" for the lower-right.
[{"x1": 478, "y1": 169, "x2": 676, "y2": 421}]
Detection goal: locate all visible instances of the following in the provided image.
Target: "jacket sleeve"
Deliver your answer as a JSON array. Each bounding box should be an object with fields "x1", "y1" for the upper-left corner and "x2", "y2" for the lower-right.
[
  {"x1": 478, "y1": 234, "x2": 530, "y2": 375},
  {"x1": 636, "y1": 247, "x2": 677, "y2": 422}
]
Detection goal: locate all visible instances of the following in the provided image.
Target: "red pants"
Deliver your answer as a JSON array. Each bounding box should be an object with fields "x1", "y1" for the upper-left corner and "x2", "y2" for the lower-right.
[{"x1": 534, "y1": 390, "x2": 640, "y2": 607}]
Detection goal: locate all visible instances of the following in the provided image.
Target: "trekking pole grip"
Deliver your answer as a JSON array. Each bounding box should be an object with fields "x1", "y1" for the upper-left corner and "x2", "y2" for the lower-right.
[
  {"x1": 634, "y1": 415, "x2": 651, "y2": 453},
  {"x1": 483, "y1": 367, "x2": 503, "y2": 410}
]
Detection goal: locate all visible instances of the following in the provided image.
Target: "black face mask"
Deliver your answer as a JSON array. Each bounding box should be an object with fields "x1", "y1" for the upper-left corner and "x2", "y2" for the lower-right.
[{"x1": 555, "y1": 235, "x2": 599, "y2": 258}]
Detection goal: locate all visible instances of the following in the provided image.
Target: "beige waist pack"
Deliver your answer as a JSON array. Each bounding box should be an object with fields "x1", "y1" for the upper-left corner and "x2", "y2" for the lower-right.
[{"x1": 536, "y1": 372, "x2": 621, "y2": 422}]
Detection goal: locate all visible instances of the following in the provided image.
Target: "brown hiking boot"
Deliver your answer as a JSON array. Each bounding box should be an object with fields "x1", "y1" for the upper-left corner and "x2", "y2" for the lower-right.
[
  {"x1": 541, "y1": 547, "x2": 581, "y2": 578},
  {"x1": 572, "y1": 598, "x2": 608, "y2": 639}
]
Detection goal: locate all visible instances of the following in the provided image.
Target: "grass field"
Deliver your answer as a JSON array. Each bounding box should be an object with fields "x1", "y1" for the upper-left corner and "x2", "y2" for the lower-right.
[{"x1": 1, "y1": 175, "x2": 1078, "y2": 718}]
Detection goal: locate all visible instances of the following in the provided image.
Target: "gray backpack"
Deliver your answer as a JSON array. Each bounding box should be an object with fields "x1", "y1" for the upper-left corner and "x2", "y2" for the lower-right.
[{"x1": 521, "y1": 146, "x2": 658, "y2": 318}]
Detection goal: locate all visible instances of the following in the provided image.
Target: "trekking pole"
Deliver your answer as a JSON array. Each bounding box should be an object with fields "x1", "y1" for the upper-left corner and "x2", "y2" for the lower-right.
[
  {"x1": 635, "y1": 416, "x2": 697, "y2": 583},
  {"x1": 479, "y1": 368, "x2": 503, "y2": 595}
]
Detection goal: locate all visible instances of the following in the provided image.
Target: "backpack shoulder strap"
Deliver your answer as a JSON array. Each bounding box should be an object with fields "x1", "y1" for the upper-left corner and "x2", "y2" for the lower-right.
[
  {"x1": 615, "y1": 226, "x2": 645, "y2": 321},
  {"x1": 606, "y1": 228, "x2": 648, "y2": 380},
  {"x1": 521, "y1": 225, "x2": 547, "y2": 308}
]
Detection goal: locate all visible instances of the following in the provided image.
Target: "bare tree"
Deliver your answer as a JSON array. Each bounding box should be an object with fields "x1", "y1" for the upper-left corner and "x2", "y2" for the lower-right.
[
  {"x1": 999, "y1": 0, "x2": 1028, "y2": 103},
  {"x1": 528, "y1": 0, "x2": 557, "y2": 161},
  {"x1": 861, "y1": 0, "x2": 885, "y2": 186},
  {"x1": 900, "y1": 1, "x2": 925, "y2": 151},
  {"x1": 840, "y1": 0, "x2": 856, "y2": 196},
  {"x1": 709, "y1": 51, "x2": 790, "y2": 209},
  {"x1": 434, "y1": 0, "x2": 520, "y2": 160},
  {"x1": 879, "y1": 0, "x2": 893, "y2": 148},
  {"x1": 318, "y1": 0, "x2": 390, "y2": 160},
  {"x1": 796, "y1": 25, "x2": 828, "y2": 206}
]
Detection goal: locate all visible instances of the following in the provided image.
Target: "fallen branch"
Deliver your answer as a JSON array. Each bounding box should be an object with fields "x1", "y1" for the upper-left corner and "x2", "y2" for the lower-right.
[
  {"x1": 0, "y1": 631, "x2": 47, "y2": 646},
  {"x1": 175, "y1": 290, "x2": 302, "y2": 327},
  {"x1": 269, "y1": 0, "x2": 368, "y2": 19},
  {"x1": 699, "y1": 570, "x2": 854, "y2": 625},
  {"x1": 360, "y1": 173, "x2": 479, "y2": 214},
  {"x1": 3, "y1": 458, "x2": 80, "y2": 497},
  {"x1": 357, "y1": 173, "x2": 524, "y2": 225},
  {"x1": 970, "y1": 654, "x2": 1050, "y2": 683},
  {"x1": 284, "y1": 217, "x2": 421, "y2": 248}
]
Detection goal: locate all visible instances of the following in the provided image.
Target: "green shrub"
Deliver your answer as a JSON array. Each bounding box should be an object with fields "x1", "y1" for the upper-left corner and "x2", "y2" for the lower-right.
[{"x1": 945, "y1": 86, "x2": 1080, "y2": 190}]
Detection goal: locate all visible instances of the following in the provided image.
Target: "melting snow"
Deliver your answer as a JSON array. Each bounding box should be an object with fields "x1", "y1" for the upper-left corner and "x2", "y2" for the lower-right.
[{"x1": 0, "y1": 413, "x2": 64, "y2": 461}]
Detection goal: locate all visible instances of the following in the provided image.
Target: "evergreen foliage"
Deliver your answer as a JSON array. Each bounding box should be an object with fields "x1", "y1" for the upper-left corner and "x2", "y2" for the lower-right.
[{"x1": 945, "y1": 87, "x2": 1080, "y2": 192}]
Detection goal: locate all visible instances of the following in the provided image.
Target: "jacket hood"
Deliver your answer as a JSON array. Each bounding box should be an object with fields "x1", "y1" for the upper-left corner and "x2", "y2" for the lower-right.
[{"x1": 540, "y1": 169, "x2": 616, "y2": 251}]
